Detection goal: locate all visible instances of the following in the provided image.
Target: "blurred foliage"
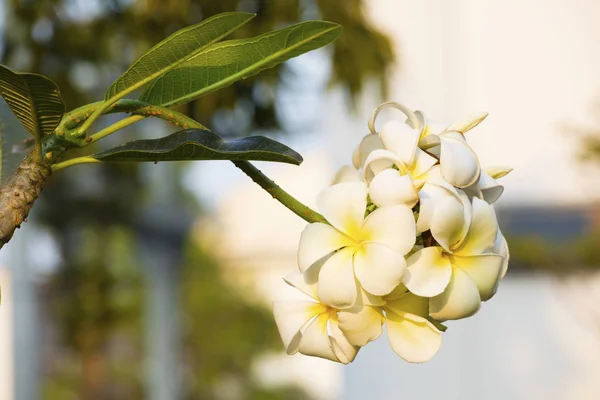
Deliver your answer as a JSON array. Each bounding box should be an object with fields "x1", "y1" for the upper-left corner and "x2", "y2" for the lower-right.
[
  {"x1": 2, "y1": 0, "x2": 394, "y2": 135},
  {"x1": 0, "y1": 0, "x2": 395, "y2": 398},
  {"x1": 180, "y1": 241, "x2": 310, "y2": 400},
  {"x1": 506, "y1": 231, "x2": 600, "y2": 275},
  {"x1": 41, "y1": 226, "x2": 144, "y2": 399}
]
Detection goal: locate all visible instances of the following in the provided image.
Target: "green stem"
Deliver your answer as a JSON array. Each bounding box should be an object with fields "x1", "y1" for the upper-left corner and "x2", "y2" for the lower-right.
[
  {"x1": 56, "y1": 99, "x2": 326, "y2": 224},
  {"x1": 232, "y1": 160, "x2": 327, "y2": 224},
  {"x1": 51, "y1": 156, "x2": 102, "y2": 172},
  {"x1": 85, "y1": 115, "x2": 146, "y2": 144}
]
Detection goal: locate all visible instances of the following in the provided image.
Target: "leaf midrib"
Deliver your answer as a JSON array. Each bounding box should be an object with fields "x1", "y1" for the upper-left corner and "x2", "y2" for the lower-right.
[{"x1": 22, "y1": 77, "x2": 40, "y2": 138}]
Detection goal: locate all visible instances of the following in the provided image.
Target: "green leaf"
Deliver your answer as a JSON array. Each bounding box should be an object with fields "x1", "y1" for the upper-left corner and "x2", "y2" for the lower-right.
[
  {"x1": 104, "y1": 12, "x2": 256, "y2": 101},
  {"x1": 140, "y1": 20, "x2": 342, "y2": 107},
  {"x1": 91, "y1": 128, "x2": 303, "y2": 165},
  {"x1": 0, "y1": 64, "x2": 65, "y2": 138}
]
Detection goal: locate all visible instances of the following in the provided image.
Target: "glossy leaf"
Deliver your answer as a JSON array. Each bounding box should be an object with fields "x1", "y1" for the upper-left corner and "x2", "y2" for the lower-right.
[
  {"x1": 91, "y1": 128, "x2": 303, "y2": 165},
  {"x1": 105, "y1": 12, "x2": 256, "y2": 101},
  {"x1": 140, "y1": 20, "x2": 342, "y2": 106},
  {"x1": 0, "y1": 64, "x2": 65, "y2": 137}
]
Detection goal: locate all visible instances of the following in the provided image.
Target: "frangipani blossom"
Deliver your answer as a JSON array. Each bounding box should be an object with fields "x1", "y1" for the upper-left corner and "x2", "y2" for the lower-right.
[
  {"x1": 415, "y1": 166, "x2": 471, "y2": 235},
  {"x1": 273, "y1": 268, "x2": 359, "y2": 364},
  {"x1": 416, "y1": 111, "x2": 487, "y2": 188},
  {"x1": 403, "y1": 197, "x2": 505, "y2": 321},
  {"x1": 298, "y1": 182, "x2": 416, "y2": 309},
  {"x1": 361, "y1": 120, "x2": 438, "y2": 208},
  {"x1": 275, "y1": 100, "x2": 511, "y2": 365},
  {"x1": 337, "y1": 284, "x2": 442, "y2": 363}
]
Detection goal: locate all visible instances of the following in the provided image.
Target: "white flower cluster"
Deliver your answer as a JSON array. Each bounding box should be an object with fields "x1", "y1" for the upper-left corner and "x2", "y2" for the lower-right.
[{"x1": 273, "y1": 102, "x2": 511, "y2": 364}]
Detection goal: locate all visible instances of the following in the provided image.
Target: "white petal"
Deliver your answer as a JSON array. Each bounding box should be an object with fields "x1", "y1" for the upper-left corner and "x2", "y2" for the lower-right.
[
  {"x1": 485, "y1": 166, "x2": 513, "y2": 180},
  {"x1": 362, "y1": 205, "x2": 416, "y2": 255},
  {"x1": 384, "y1": 283, "x2": 409, "y2": 300},
  {"x1": 298, "y1": 223, "x2": 351, "y2": 272},
  {"x1": 416, "y1": 180, "x2": 459, "y2": 233},
  {"x1": 338, "y1": 305, "x2": 384, "y2": 346},
  {"x1": 284, "y1": 267, "x2": 320, "y2": 301},
  {"x1": 493, "y1": 231, "x2": 510, "y2": 278},
  {"x1": 429, "y1": 267, "x2": 481, "y2": 321},
  {"x1": 317, "y1": 182, "x2": 367, "y2": 238},
  {"x1": 403, "y1": 247, "x2": 452, "y2": 297},
  {"x1": 451, "y1": 254, "x2": 504, "y2": 301},
  {"x1": 352, "y1": 134, "x2": 384, "y2": 169},
  {"x1": 363, "y1": 149, "x2": 404, "y2": 182},
  {"x1": 415, "y1": 110, "x2": 449, "y2": 139},
  {"x1": 317, "y1": 248, "x2": 358, "y2": 309},
  {"x1": 380, "y1": 120, "x2": 419, "y2": 164},
  {"x1": 454, "y1": 197, "x2": 499, "y2": 255},
  {"x1": 329, "y1": 320, "x2": 359, "y2": 364},
  {"x1": 386, "y1": 311, "x2": 442, "y2": 363},
  {"x1": 477, "y1": 171, "x2": 504, "y2": 204},
  {"x1": 418, "y1": 135, "x2": 441, "y2": 151},
  {"x1": 429, "y1": 195, "x2": 468, "y2": 251},
  {"x1": 384, "y1": 291, "x2": 429, "y2": 318},
  {"x1": 331, "y1": 165, "x2": 362, "y2": 185},
  {"x1": 369, "y1": 169, "x2": 419, "y2": 208},
  {"x1": 439, "y1": 132, "x2": 481, "y2": 188},
  {"x1": 446, "y1": 112, "x2": 488, "y2": 133},
  {"x1": 354, "y1": 243, "x2": 407, "y2": 296},
  {"x1": 298, "y1": 313, "x2": 339, "y2": 362},
  {"x1": 410, "y1": 148, "x2": 438, "y2": 181},
  {"x1": 273, "y1": 301, "x2": 322, "y2": 354},
  {"x1": 357, "y1": 286, "x2": 386, "y2": 307},
  {"x1": 411, "y1": 110, "x2": 426, "y2": 131}
]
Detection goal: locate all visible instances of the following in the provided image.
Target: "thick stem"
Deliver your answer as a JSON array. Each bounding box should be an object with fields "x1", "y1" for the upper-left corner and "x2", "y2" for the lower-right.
[{"x1": 0, "y1": 153, "x2": 51, "y2": 249}]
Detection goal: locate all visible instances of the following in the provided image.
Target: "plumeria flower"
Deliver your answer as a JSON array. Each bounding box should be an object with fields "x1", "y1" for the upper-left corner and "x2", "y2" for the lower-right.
[
  {"x1": 273, "y1": 267, "x2": 359, "y2": 364},
  {"x1": 337, "y1": 284, "x2": 442, "y2": 363},
  {"x1": 298, "y1": 181, "x2": 416, "y2": 309},
  {"x1": 403, "y1": 197, "x2": 505, "y2": 321},
  {"x1": 361, "y1": 120, "x2": 438, "y2": 208},
  {"x1": 416, "y1": 111, "x2": 488, "y2": 188},
  {"x1": 415, "y1": 166, "x2": 470, "y2": 234},
  {"x1": 276, "y1": 100, "x2": 511, "y2": 365}
]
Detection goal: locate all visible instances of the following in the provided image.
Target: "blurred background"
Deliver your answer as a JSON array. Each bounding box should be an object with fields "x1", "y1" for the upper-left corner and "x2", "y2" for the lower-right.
[{"x1": 0, "y1": 0, "x2": 599, "y2": 399}]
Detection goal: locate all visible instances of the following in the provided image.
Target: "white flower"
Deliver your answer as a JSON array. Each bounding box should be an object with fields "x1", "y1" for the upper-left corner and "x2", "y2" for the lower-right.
[
  {"x1": 416, "y1": 111, "x2": 487, "y2": 188},
  {"x1": 415, "y1": 166, "x2": 469, "y2": 235},
  {"x1": 298, "y1": 182, "x2": 416, "y2": 309},
  {"x1": 403, "y1": 197, "x2": 505, "y2": 321},
  {"x1": 273, "y1": 268, "x2": 359, "y2": 364},
  {"x1": 361, "y1": 120, "x2": 438, "y2": 208},
  {"x1": 337, "y1": 284, "x2": 442, "y2": 363}
]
